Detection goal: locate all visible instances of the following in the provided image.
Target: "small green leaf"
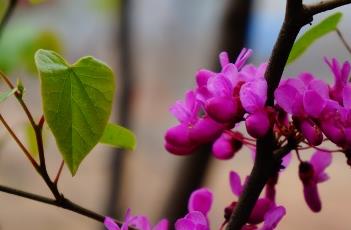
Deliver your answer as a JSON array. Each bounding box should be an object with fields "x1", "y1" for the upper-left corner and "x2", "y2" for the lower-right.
[
  {"x1": 288, "y1": 12, "x2": 343, "y2": 65},
  {"x1": 35, "y1": 49, "x2": 115, "y2": 175},
  {"x1": 0, "y1": 88, "x2": 17, "y2": 103},
  {"x1": 100, "y1": 123, "x2": 136, "y2": 150},
  {"x1": 16, "y1": 79, "x2": 25, "y2": 98}
]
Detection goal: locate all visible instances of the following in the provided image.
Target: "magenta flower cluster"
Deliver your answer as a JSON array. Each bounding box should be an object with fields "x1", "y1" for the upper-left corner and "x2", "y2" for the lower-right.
[
  {"x1": 165, "y1": 49, "x2": 271, "y2": 159},
  {"x1": 160, "y1": 49, "x2": 351, "y2": 229}
]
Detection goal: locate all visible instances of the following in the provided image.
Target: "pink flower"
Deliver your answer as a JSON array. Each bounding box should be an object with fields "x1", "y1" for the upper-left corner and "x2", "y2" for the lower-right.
[
  {"x1": 274, "y1": 73, "x2": 328, "y2": 146},
  {"x1": 225, "y1": 171, "x2": 286, "y2": 229},
  {"x1": 212, "y1": 131, "x2": 244, "y2": 160},
  {"x1": 176, "y1": 188, "x2": 213, "y2": 230},
  {"x1": 299, "y1": 150, "x2": 332, "y2": 212},
  {"x1": 325, "y1": 58, "x2": 351, "y2": 104},
  {"x1": 175, "y1": 211, "x2": 209, "y2": 230},
  {"x1": 104, "y1": 209, "x2": 168, "y2": 230},
  {"x1": 240, "y1": 79, "x2": 274, "y2": 138}
]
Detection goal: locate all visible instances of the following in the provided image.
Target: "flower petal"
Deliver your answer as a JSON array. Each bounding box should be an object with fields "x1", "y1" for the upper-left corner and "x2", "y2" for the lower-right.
[
  {"x1": 196, "y1": 69, "x2": 215, "y2": 87},
  {"x1": 188, "y1": 188, "x2": 213, "y2": 215},
  {"x1": 299, "y1": 119, "x2": 323, "y2": 146},
  {"x1": 310, "y1": 150, "x2": 332, "y2": 178},
  {"x1": 229, "y1": 171, "x2": 243, "y2": 196},
  {"x1": 212, "y1": 133, "x2": 236, "y2": 160},
  {"x1": 104, "y1": 217, "x2": 120, "y2": 230},
  {"x1": 175, "y1": 218, "x2": 195, "y2": 230},
  {"x1": 245, "y1": 110, "x2": 271, "y2": 138},
  {"x1": 274, "y1": 84, "x2": 300, "y2": 114},
  {"x1": 207, "y1": 74, "x2": 233, "y2": 97},
  {"x1": 240, "y1": 79, "x2": 267, "y2": 113},
  {"x1": 343, "y1": 84, "x2": 351, "y2": 109},
  {"x1": 303, "y1": 90, "x2": 325, "y2": 118},
  {"x1": 219, "y1": 52, "x2": 230, "y2": 69},
  {"x1": 260, "y1": 206, "x2": 286, "y2": 230},
  {"x1": 248, "y1": 198, "x2": 273, "y2": 225},
  {"x1": 303, "y1": 182, "x2": 321, "y2": 212},
  {"x1": 205, "y1": 96, "x2": 243, "y2": 123},
  {"x1": 189, "y1": 117, "x2": 224, "y2": 143},
  {"x1": 153, "y1": 219, "x2": 169, "y2": 230}
]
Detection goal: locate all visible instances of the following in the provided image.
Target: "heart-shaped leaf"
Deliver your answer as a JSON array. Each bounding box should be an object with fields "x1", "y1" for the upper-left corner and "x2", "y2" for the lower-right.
[
  {"x1": 100, "y1": 123, "x2": 136, "y2": 150},
  {"x1": 35, "y1": 49, "x2": 115, "y2": 175}
]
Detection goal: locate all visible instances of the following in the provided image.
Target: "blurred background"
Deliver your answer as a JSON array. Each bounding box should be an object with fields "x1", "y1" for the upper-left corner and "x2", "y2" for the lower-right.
[{"x1": 0, "y1": 0, "x2": 350, "y2": 229}]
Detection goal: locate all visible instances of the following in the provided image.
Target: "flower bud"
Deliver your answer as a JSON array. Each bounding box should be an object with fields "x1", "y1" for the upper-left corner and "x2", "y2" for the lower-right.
[
  {"x1": 245, "y1": 110, "x2": 271, "y2": 138},
  {"x1": 189, "y1": 117, "x2": 224, "y2": 143},
  {"x1": 300, "y1": 119, "x2": 323, "y2": 146},
  {"x1": 212, "y1": 132, "x2": 243, "y2": 160},
  {"x1": 205, "y1": 96, "x2": 244, "y2": 123}
]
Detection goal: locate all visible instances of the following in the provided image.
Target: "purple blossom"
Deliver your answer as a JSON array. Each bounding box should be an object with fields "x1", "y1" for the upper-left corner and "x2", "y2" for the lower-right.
[
  {"x1": 104, "y1": 209, "x2": 168, "y2": 230},
  {"x1": 188, "y1": 188, "x2": 213, "y2": 216},
  {"x1": 299, "y1": 150, "x2": 332, "y2": 212},
  {"x1": 176, "y1": 188, "x2": 213, "y2": 230},
  {"x1": 175, "y1": 211, "x2": 209, "y2": 230},
  {"x1": 212, "y1": 131, "x2": 244, "y2": 160},
  {"x1": 274, "y1": 73, "x2": 328, "y2": 146},
  {"x1": 226, "y1": 171, "x2": 285, "y2": 229},
  {"x1": 326, "y1": 58, "x2": 351, "y2": 104}
]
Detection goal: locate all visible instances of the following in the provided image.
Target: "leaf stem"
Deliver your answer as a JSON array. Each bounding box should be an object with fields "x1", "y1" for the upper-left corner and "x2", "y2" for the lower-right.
[{"x1": 336, "y1": 28, "x2": 351, "y2": 55}]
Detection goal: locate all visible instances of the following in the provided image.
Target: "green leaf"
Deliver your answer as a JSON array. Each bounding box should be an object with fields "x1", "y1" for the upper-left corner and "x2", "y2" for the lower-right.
[
  {"x1": 287, "y1": 12, "x2": 343, "y2": 65},
  {"x1": 0, "y1": 88, "x2": 17, "y2": 103},
  {"x1": 100, "y1": 123, "x2": 136, "y2": 150},
  {"x1": 35, "y1": 49, "x2": 115, "y2": 175}
]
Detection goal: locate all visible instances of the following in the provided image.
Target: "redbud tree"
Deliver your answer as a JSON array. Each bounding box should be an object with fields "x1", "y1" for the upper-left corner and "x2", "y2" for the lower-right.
[{"x1": 0, "y1": 1, "x2": 351, "y2": 230}]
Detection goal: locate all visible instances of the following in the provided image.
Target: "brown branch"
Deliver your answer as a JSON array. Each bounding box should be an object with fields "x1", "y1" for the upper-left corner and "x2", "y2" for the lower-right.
[
  {"x1": 305, "y1": 0, "x2": 351, "y2": 16},
  {"x1": 54, "y1": 160, "x2": 64, "y2": 185},
  {"x1": 0, "y1": 113, "x2": 39, "y2": 171},
  {"x1": 226, "y1": 0, "x2": 351, "y2": 229},
  {"x1": 0, "y1": 184, "x2": 125, "y2": 226}
]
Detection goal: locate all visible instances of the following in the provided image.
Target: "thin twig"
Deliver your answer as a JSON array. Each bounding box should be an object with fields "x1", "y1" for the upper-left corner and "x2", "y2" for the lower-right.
[
  {"x1": 336, "y1": 28, "x2": 351, "y2": 55},
  {"x1": 54, "y1": 160, "x2": 65, "y2": 185},
  {"x1": 0, "y1": 0, "x2": 18, "y2": 38},
  {"x1": 0, "y1": 71, "x2": 37, "y2": 128},
  {"x1": 0, "y1": 184, "x2": 125, "y2": 226},
  {"x1": 0, "y1": 113, "x2": 39, "y2": 170}
]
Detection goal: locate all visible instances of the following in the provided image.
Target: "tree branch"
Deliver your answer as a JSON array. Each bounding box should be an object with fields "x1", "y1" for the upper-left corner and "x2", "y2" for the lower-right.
[
  {"x1": 305, "y1": 0, "x2": 351, "y2": 16},
  {"x1": 0, "y1": 184, "x2": 125, "y2": 227},
  {"x1": 226, "y1": 0, "x2": 351, "y2": 229}
]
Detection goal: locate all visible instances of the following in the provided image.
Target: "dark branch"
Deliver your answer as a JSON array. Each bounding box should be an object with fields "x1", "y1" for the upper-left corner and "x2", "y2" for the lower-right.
[
  {"x1": 0, "y1": 184, "x2": 126, "y2": 227},
  {"x1": 305, "y1": 0, "x2": 351, "y2": 16},
  {"x1": 226, "y1": 0, "x2": 351, "y2": 229}
]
